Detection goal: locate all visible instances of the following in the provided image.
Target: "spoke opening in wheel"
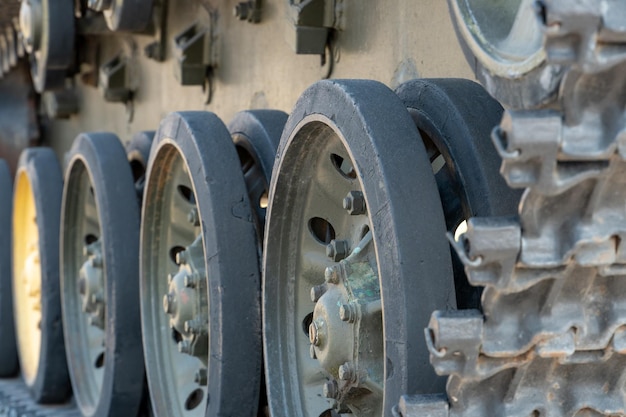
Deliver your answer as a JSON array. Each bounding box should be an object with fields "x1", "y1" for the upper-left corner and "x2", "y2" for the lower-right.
[
  {"x1": 177, "y1": 184, "x2": 195, "y2": 204},
  {"x1": 330, "y1": 153, "x2": 356, "y2": 180},
  {"x1": 184, "y1": 389, "x2": 204, "y2": 411},
  {"x1": 308, "y1": 217, "x2": 336, "y2": 245}
]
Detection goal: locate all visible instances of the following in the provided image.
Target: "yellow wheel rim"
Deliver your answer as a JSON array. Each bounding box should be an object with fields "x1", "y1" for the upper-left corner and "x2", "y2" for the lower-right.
[{"x1": 13, "y1": 170, "x2": 42, "y2": 386}]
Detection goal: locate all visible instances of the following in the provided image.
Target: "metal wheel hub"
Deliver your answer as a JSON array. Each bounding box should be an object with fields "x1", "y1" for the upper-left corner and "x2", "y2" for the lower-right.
[
  {"x1": 310, "y1": 231, "x2": 383, "y2": 413},
  {"x1": 78, "y1": 241, "x2": 105, "y2": 329},
  {"x1": 163, "y1": 235, "x2": 208, "y2": 358}
]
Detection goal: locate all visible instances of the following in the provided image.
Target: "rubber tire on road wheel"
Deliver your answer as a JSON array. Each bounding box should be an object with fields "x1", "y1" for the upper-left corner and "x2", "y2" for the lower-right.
[
  {"x1": 263, "y1": 79, "x2": 455, "y2": 416},
  {"x1": 13, "y1": 148, "x2": 71, "y2": 403},
  {"x1": 141, "y1": 112, "x2": 262, "y2": 417},
  {"x1": 61, "y1": 133, "x2": 144, "y2": 417},
  {"x1": 396, "y1": 78, "x2": 522, "y2": 309},
  {"x1": 0, "y1": 159, "x2": 18, "y2": 377}
]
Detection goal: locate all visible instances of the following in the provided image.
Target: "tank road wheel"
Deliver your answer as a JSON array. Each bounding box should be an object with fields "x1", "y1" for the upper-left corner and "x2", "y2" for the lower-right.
[
  {"x1": 395, "y1": 78, "x2": 522, "y2": 309},
  {"x1": 13, "y1": 148, "x2": 70, "y2": 402},
  {"x1": 447, "y1": 0, "x2": 561, "y2": 108},
  {"x1": 141, "y1": 112, "x2": 262, "y2": 417},
  {"x1": 263, "y1": 80, "x2": 454, "y2": 417},
  {"x1": 60, "y1": 133, "x2": 144, "y2": 417},
  {"x1": 228, "y1": 110, "x2": 288, "y2": 249},
  {"x1": 228, "y1": 109, "x2": 287, "y2": 417},
  {"x1": 0, "y1": 160, "x2": 19, "y2": 377}
]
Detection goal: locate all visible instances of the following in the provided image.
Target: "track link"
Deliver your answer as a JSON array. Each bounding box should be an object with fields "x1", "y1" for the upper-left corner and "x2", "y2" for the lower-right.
[
  {"x1": 0, "y1": 378, "x2": 80, "y2": 417},
  {"x1": 397, "y1": 1, "x2": 626, "y2": 416}
]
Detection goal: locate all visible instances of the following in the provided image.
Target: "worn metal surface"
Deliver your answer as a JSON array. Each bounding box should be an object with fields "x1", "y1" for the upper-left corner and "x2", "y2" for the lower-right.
[{"x1": 399, "y1": 1, "x2": 626, "y2": 416}]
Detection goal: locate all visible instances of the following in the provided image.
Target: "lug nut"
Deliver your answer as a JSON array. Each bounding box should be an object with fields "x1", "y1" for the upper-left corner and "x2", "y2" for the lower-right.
[
  {"x1": 338, "y1": 362, "x2": 355, "y2": 381},
  {"x1": 310, "y1": 284, "x2": 326, "y2": 302},
  {"x1": 91, "y1": 254, "x2": 103, "y2": 268},
  {"x1": 194, "y1": 368, "x2": 208, "y2": 386},
  {"x1": 343, "y1": 191, "x2": 366, "y2": 215},
  {"x1": 175, "y1": 250, "x2": 188, "y2": 265},
  {"x1": 323, "y1": 380, "x2": 338, "y2": 399},
  {"x1": 326, "y1": 239, "x2": 349, "y2": 262},
  {"x1": 310, "y1": 344, "x2": 317, "y2": 359},
  {"x1": 339, "y1": 303, "x2": 358, "y2": 323},
  {"x1": 184, "y1": 273, "x2": 200, "y2": 288},
  {"x1": 309, "y1": 320, "x2": 320, "y2": 346},
  {"x1": 162, "y1": 293, "x2": 175, "y2": 314},
  {"x1": 184, "y1": 319, "x2": 206, "y2": 335},
  {"x1": 324, "y1": 265, "x2": 341, "y2": 284}
]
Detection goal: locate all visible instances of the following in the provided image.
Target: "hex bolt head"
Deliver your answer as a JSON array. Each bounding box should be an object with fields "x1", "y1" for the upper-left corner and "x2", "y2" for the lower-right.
[
  {"x1": 309, "y1": 320, "x2": 320, "y2": 346},
  {"x1": 339, "y1": 303, "x2": 357, "y2": 323},
  {"x1": 175, "y1": 250, "x2": 188, "y2": 265},
  {"x1": 324, "y1": 265, "x2": 341, "y2": 284},
  {"x1": 187, "y1": 207, "x2": 200, "y2": 226},
  {"x1": 323, "y1": 380, "x2": 338, "y2": 399},
  {"x1": 162, "y1": 293, "x2": 175, "y2": 314},
  {"x1": 90, "y1": 293, "x2": 103, "y2": 304},
  {"x1": 178, "y1": 340, "x2": 191, "y2": 354},
  {"x1": 194, "y1": 368, "x2": 208, "y2": 386},
  {"x1": 343, "y1": 191, "x2": 366, "y2": 215},
  {"x1": 310, "y1": 284, "x2": 326, "y2": 302},
  {"x1": 183, "y1": 273, "x2": 199, "y2": 288},
  {"x1": 338, "y1": 362, "x2": 354, "y2": 381},
  {"x1": 326, "y1": 239, "x2": 349, "y2": 262},
  {"x1": 91, "y1": 254, "x2": 103, "y2": 268},
  {"x1": 184, "y1": 320, "x2": 194, "y2": 334}
]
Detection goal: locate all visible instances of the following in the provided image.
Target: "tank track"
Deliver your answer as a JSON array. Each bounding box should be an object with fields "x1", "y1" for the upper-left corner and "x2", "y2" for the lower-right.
[
  {"x1": 397, "y1": 1, "x2": 626, "y2": 416},
  {"x1": 0, "y1": 2, "x2": 21, "y2": 76},
  {"x1": 0, "y1": 379, "x2": 80, "y2": 417}
]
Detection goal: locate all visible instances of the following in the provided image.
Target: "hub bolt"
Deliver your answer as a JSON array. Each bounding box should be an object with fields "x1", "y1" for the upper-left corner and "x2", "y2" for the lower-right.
[
  {"x1": 326, "y1": 239, "x2": 349, "y2": 262},
  {"x1": 343, "y1": 191, "x2": 366, "y2": 215},
  {"x1": 339, "y1": 303, "x2": 358, "y2": 323},
  {"x1": 309, "y1": 320, "x2": 321, "y2": 346},
  {"x1": 338, "y1": 362, "x2": 355, "y2": 381},
  {"x1": 90, "y1": 292, "x2": 103, "y2": 304},
  {"x1": 323, "y1": 380, "x2": 338, "y2": 399},
  {"x1": 91, "y1": 254, "x2": 103, "y2": 268},
  {"x1": 324, "y1": 265, "x2": 341, "y2": 284},
  {"x1": 185, "y1": 319, "x2": 206, "y2": 335},
  {"x1": 175, "y1": 250, "x2": 188, "y2": 265},
  {"x1": 310, "y1": 284, "x2": 326, "y2": 302},
  {"x1": 162, "y1": 293, "x2": 175, "y2": 314},
  {"x1": 194, "y1": 368, "x2": 208, "y2": 386},
  {"x1": 184, "y1": 273, "x2": 200, "y2": 288}
]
